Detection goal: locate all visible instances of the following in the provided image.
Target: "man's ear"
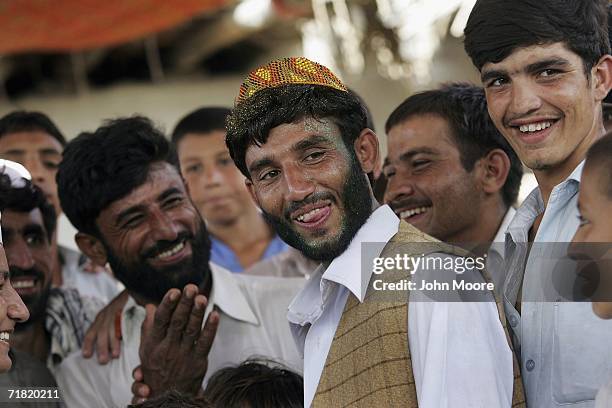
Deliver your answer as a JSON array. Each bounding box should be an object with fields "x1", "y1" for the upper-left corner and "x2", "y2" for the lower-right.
[
  {"x1": 75, "y1": 233, "x2": 108, "y2": 267},
  {"x1": 353, "y1": 128, "x2": 379, "y2": 174},
  {"x1": 245, "y1": 179, "x2": 261, "y2": 207},
  {"x1": 478, "y1": 149, "x2": 511, "y2": 195},
  {"x1": 592, "y1": 54, "x2": 612, "y2": 102}
]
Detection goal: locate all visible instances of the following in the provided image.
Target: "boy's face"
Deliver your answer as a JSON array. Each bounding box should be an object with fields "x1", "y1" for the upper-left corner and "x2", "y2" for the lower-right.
[
  {"x1": 570, "y1": 163, "x2": 612, "y2": 318},
  {"x1": 177, "y1": 132, "x2": 253, "y2": 227},
  {"x1": 481, "y1": 42, "x2": 607, "y2": 174}
]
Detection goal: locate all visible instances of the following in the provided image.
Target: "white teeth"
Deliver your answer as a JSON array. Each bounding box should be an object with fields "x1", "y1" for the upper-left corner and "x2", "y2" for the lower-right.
[
  {"x1": 0, "y1": 332, "x2": 10, "y2": 342},
  {"x1": 519, "y1": 121, "x2": 552, "y2": 133},
  {"x1": 296, "y1": 207, "x2": 326, "y2": 223},
  {"x1": 399, "y1": 206, "x2": 430, "y2": 219},
  {"x1": 12, "y1": 280, "x2": 34, "y2": 289},
  {"x1": 154, "y1": 241, "x2": 185, "y2": 260}
]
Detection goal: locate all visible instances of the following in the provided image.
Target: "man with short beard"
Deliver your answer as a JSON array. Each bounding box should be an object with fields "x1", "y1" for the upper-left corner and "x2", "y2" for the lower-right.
[
  {"x1": 53, "y1": 117, "x2": 303, "y2": 408},
  {"x1": 223, "y1": 57, "x2": 521, "y2": 407},
  {"x1": 0, "y1": 163, "x2": 103, "y2": 372}
]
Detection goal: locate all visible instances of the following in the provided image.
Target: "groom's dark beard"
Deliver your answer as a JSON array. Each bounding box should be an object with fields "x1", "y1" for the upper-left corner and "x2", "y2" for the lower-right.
[
  {"x1": 262, "y1": 152, "x2": 373, "y2": 262},
  {"x1": 104, "y1": 220, "x2": 212, "y2": 304}
]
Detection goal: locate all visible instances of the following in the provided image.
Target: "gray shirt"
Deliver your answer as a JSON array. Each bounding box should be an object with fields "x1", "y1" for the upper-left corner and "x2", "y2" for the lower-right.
[{"x1": 501, "y1": 162, "x2": 612, "y2": 407}]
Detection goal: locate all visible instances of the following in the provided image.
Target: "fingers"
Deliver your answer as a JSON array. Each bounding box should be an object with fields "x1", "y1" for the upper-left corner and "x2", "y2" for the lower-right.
[
  {"x1": 180, "y1": 294, "x2": 207, "y2": 349},
  {"x1": 132, "y1": 365, "x2": 143, "y2": 382},
  {"x1": 81, "y1": 328, "x2": 95, "y2": 358},
  {"x1": 166, "y1": 284, "x2": 198, "y2": 344},
  {"x1": 95, "y1": 326, "x2": 110, "y2": 364},
  {"x1": 150, "y1": 288, "x2": 180, "y2": 339},
  {"x1": 194, "y1": 309, "x2": 219, "y2": 360}
]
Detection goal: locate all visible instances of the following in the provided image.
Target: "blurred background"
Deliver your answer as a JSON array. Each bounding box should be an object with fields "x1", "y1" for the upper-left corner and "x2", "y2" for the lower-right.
[{"x1": 0, "y1": 0, "x2": 537, "y2": 235}]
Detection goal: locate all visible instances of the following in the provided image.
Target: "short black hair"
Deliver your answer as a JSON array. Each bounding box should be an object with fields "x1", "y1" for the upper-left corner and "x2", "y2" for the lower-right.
[
  {"x1": 385, "y1": 82, "x2": 523, "y2": 207},
  {"x1": 129, "y1": 390, "x2": 210, "y2": 408},
  {"x1": 204, "y1": 359, "x2": 303, "y2": 408},
  {"x1": 585, "y1": 132, "x2": 612, "y2": 199},
  {"x1": 0, "y1": 111, "x2": 66, "y2": 147},
  {"x1": 57, "y1": 116, "x2": 178, "y2": 236},
  {"x1": 171, "y1": 107, "x2": 232, "y2": 146},
  {"x1": 226, "y1": 84, "x2": 367, "y2": 179},
  {"x1": 464, "y1": 0, "x2": 610, "y2": 73},
  {"x1": 0, "y1": 174, "x2": 56, "y2": 240}
]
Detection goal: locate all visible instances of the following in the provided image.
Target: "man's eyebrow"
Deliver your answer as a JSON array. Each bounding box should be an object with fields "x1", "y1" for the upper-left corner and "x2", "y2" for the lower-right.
[
  {"x1": 398, "y1": 147, "x2": 438, "y2": 162},
  {"x1": 248, "y1": 158, "x2": 275, "y2": 176},
  {"x1": 291, "y1": 135, "x2": 334, "y2": 153},
  {"x1": 40, "y1": 148, "x2": 62, "y2": 156},
  {"x1": 1, "y1": 149, "x2": 25, "y2": 156},
  {"x1": 481, "y1": 57, "x2": 571, "y2": 83},
  {"x1": 525, "y1": 58, "x2": 571, "y2": 74},
  {"x1": 157, "y1": 187, "x2": 183, "y2": 202},
  {"x1": 23, "y1": 224, "x2": 47, "y2": 237}
]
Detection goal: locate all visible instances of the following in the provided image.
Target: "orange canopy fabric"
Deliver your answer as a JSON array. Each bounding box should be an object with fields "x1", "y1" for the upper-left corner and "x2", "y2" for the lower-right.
[{"x1": 0, "y1": 0, "x2": 229, "y2": 54}]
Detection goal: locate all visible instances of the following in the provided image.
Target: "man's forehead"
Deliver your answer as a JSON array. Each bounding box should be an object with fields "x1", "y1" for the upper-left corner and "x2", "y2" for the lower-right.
[
  {"x1": 387, "y1": 115, "x2": 455, "y2": 157},
  {"x1": 105, "y1": 163, "x2": 185, "y2": 212},
  {"x1": 245, "y1": 117, "x2": 341, "y2": 159},
  {"x1": 2, "y1": 208, "x2": 44, "y2": 227}
]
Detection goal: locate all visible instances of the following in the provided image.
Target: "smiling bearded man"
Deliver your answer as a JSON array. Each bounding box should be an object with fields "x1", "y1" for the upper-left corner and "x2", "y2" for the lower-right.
[{"x1": 225, "y1": 57, "x2": 524, "y2": 407}]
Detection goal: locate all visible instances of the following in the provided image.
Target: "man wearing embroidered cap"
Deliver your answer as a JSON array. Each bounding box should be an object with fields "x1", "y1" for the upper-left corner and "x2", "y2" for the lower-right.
[{"x1": 224, "y1": 57, "x2": 522, "y2": 407}]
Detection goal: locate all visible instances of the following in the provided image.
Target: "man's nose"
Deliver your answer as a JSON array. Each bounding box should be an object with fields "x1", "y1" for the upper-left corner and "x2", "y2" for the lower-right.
[
  {"x1": 283, "y1": 164, "x2": 316, "y2": 203},
  {"x1": 5, "y1": 286, "x2": 30, "y2": 324},
  {"x1": 149, "y1": 211, "x2": 180, "y2": 242},
  {"x1": 384, "y1": 175, "x2": 415, "y2": 205},
  {"x1": 509, "y1": 79, "x2": 542, "y2": 118},
  {"x1": 6, "y1": 240, "x2": 35, "y2": 271}
]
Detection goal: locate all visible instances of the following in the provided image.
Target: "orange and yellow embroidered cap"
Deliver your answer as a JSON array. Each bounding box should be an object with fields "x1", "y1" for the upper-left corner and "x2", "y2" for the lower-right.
[{"x1": 237, "y1": 57, "x2": 347, "y2": 104}]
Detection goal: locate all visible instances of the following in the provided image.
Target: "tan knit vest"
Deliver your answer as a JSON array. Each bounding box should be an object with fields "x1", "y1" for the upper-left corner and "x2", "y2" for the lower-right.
[{"x1": 312, "y1": 220, "x2": 525, "y2": 407}]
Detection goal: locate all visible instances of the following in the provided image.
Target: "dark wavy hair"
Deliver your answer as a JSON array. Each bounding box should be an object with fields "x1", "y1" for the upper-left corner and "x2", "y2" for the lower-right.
[
  {"x1": 464, "y1": 0, "x2": 610, "y2": 74},
  {"x1": 57, "y1": 116, "x2": 179, "y2": 237},
  {"x1": 204, "y1": 359, "x2": 303, "y2": 408},
  {"x1": 225, "y1": 84, "x2": 367, "y2": 179},
  {"x1": 0, "y1": 111, "x2": 66, "y2": 146}
]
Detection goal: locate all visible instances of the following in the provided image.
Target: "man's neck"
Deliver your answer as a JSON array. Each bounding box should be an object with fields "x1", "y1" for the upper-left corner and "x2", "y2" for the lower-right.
[
  {"x1": 11, "y1": 321, "x2": 50, "y2": 364},
  {"x1": 448, "y1": 199, "x2": 508, "y2": 256},
  {"x1": 208, "y1": 207, "x2": 273, "y2": 252}
]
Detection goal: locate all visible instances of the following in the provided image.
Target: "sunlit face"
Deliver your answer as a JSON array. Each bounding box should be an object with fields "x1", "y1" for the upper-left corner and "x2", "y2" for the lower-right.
[
  {"x1": 0, "y1": 243, "x2": 30, "y2": 373},
  {"x1": 178, "y1": 132, "x2": 253, "y2": 227},
  {"x1": 383, "y1": 114, "x2": 483, "y2": 243},
  {"x1": 244, "y1": 117, "x2": 372, "y2": 261},
  {"x1": 482, "y1": 42, "x2": 604, "y2": 173},
  {"x1": 570, "y1": 163, "x2": 612, "y2": 319},
  {"x1": 0, "y1": 132, "x2": 63, "y2": 217},
  {"x1": 2, "y1": 209, "x2": 53, "y2": 327},
  {"x1": 95, "y1": 162, "x2": 211, "y2": 304}
]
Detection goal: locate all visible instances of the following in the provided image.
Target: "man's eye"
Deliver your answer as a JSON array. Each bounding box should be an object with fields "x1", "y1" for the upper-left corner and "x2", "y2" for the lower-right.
[
  {"x1": 124, "y1": 215, "x2": 144, "y2": 228},
  {"x1": 25, "y1": 234, "x2": 45, "y2": 246},
  {"x1": 304, "y1": 151, "x2": 325, "y2": 162},
  {"x1": 539, "y1": 69, "x2": 560, "y2": 78},
  {"x1": 185, "y1": 164, "x2": 202, "y2": 174},
  {"x1": 44, "y1": 161, "x2": 60, "y2": 170},
  {"x1": 218, "y1": 157, "x2": 233, "y2": 167},
  {"x1": 487, "y1": 77, "x2": 508, "y2": 88},
  {"x1": 412, "y1": 159, "x2": 430, "y2": 169},
  {"x1": 383, "y1": 168, "x2": 395, "y2": 178},
  {"x1": 260, "y1": 170, "x2": 279, "y2": 181},
  {"x1": 163, "y1": 197, "x2": 183, "y2": 208}
]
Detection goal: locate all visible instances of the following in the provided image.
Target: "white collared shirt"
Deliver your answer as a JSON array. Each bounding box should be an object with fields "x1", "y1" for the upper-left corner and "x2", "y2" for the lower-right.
[
  {"x1": 288, "y1": 205, "x2": 513, "y2": 407},
  {"x1": 488, "y1": 207, "x2": 517, "y2": 291},
  {"x1": 55, "y1": 264, "x2": 305, "y2": 408}
]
